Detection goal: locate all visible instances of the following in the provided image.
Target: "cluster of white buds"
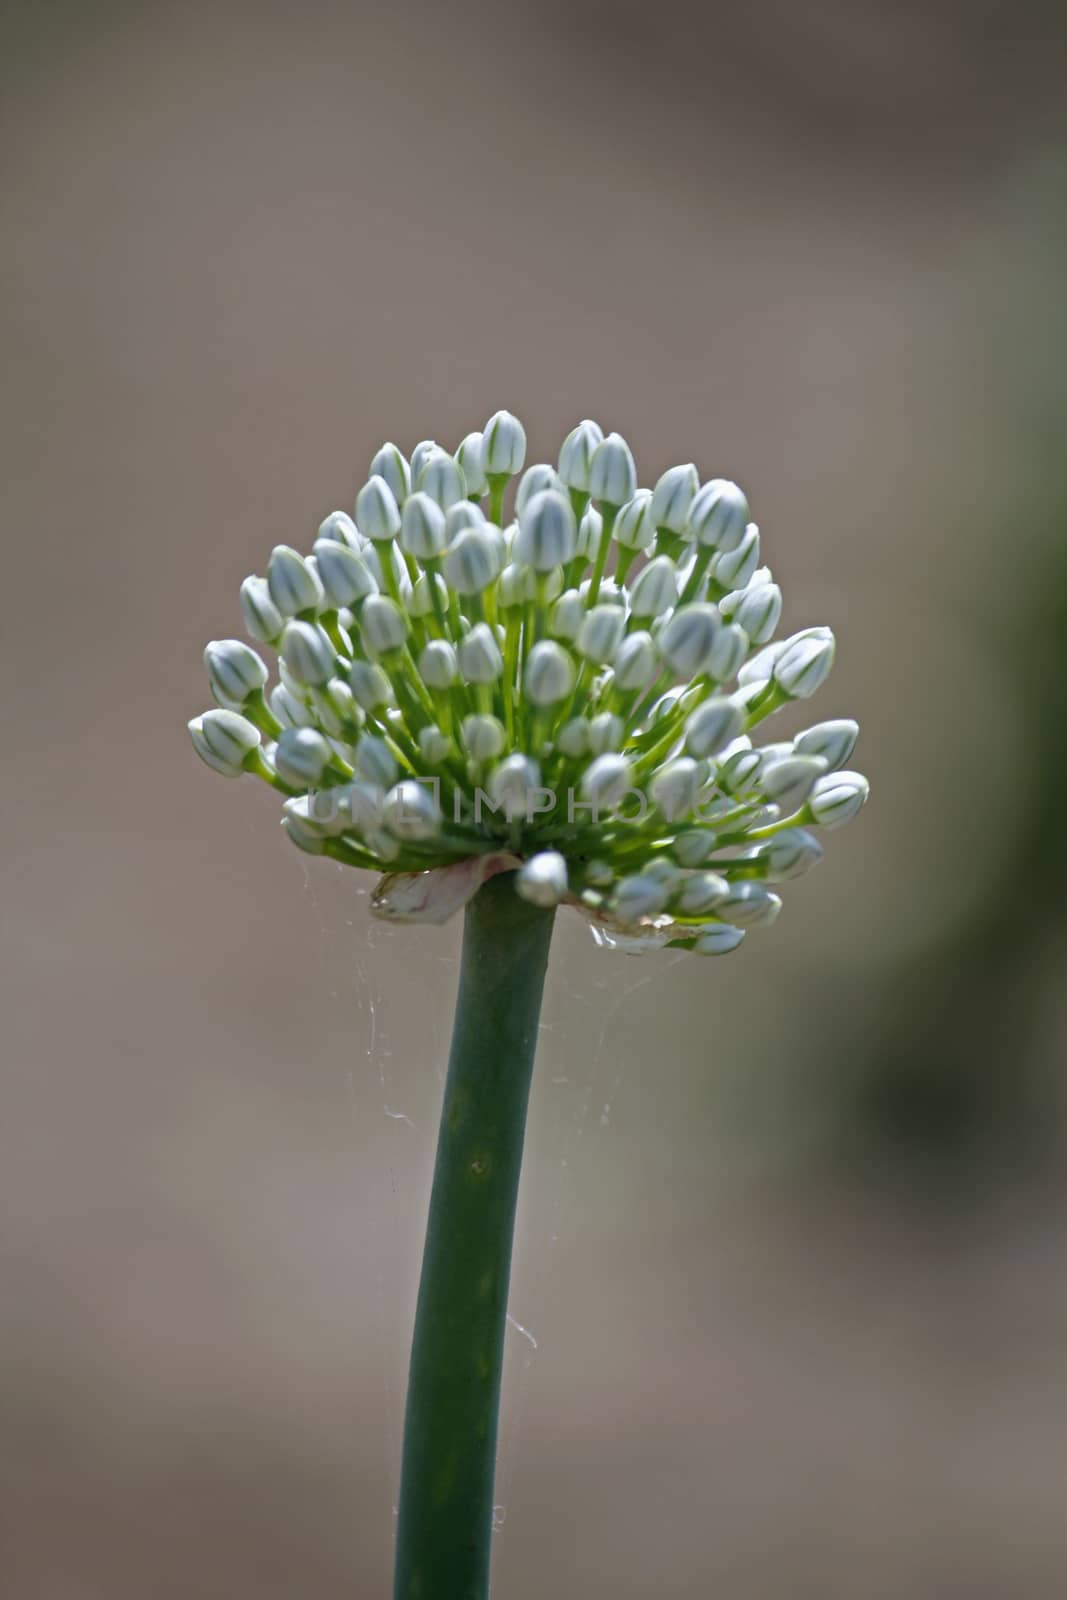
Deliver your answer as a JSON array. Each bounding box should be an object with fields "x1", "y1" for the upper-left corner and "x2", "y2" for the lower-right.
[{"x1": 190, "y1": 411, "x2": 868, "y2": 954}]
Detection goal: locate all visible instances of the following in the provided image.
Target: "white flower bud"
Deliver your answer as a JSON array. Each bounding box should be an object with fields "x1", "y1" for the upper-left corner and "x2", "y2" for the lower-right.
[
  {"x1": 738, "y1": 639, "x2": 787, "y2": 686},
  {"x1": 613, "y1": 489, "x2": 656, "y2": 552},
  {"x1": 650, "y1": 757, "x2": 701, "y2": 821},
  {"x1": 268, "y1": 544, "x2": 325, "y2": 617},
  {"x1": 579, "y1": 577, "x2": 626, "y2": 608},
  {"x1": 674, "y1": 871, "x2": 730, "y2": 915},
  {"x1": 311, "y1": 539, "x2": 378, "y2": 608},
  {"x1": 240, "y1": 576, "x2": 285, "y2": 645},
  {"x1": 488, "y1": 754, "x2": 539, "y2": 820},
  {"x1": 588, "y1": 431, "x2": 637, "y2": 507},
  {"x1": 716, "y1": 747, "x2": 763, "y2": 795},
  {"x1": 576, "y1": 503, "x2": 602, "y2": 559},
  {"x1": 721, "y1": 581, "x2": 782, "y2": 645},
  {"x1": 270, "y1": 682, "x2": 314, "y2": 729},
  {"x1": 515, "y1": 464, "x2": 565, "y2": 516},
  {"x1": 613, "y1": 875, "x2": 669, "y2": 924},
  {"x1": 517, "y1": 851, "x2": 569, "y2": 907},
  {"x1": 557, "y1": 718, "x2": 589, "y2": 757},
  {"x1": 462, "y1": 714, "x2": 506, "y2": 762},
  {"x1": 794, "y1": 718, "x2": 858, "y2": 771},
  {"x1": 354, "y1": 733, "x2": 398, "y2": 789},
  {"x1": 286, "y1": 790, "x2": 348, "y2": 837},
  {"x1": 584, "y1": 859, "x2": 614, "y2": 887},
  {"x1": 445, "y1": 499, "x2": 486, "y2": 538},
  {"x1": 383, "y1": 780, "x2": 441, "y2": 841},
  {"x1": 580, "y1": 752, "x2": 634, "y2": 811},
  {"x1": 577, "y1": 604, "x2": 627, "y2": 664},
  {"x1": 348, "y1": 659, "x2": 395, "y2": 711},
  {"x1": 688, "y1": 479, "x2": 749, "y2": 553},
  {"x1": 344, "y1": 780, "x2": 385, "y2": 832},
  {"x1": 418, "y1": 725, "x2": 454, "y2": 766},
  {"x1": 204, "y1": 639, "x2": 268, "y2": 708},
  {"x1": 515, "y1": 489, "x2": 577, "y2": 573},
  {"x1": 280, "y1": 620, "x2": 337, "y2": 687},
  {"x1": 417, "y1": 449, "x2": 467, "y2": 510},
  {"x1": 368, "y1": 444, "x2": 411, "y2": 507},
  {"x1": 318, "y1": 510, "x2": 359, "y2": 549},
  {"x1": 281, "y1": 813, "x2": 329, "y2": 855},
  {"x1": 758, "y1": 754, "x2": 827, "y2": 814},
  {"x1": 557, "y1": 419, "x2": 604, "y2": 492},
  {"x1": 550, "y1": 589, "x2": 585, "y2": 642},
  {"x1": 313, "y1": 677, "x2": 359, "y2": 738},
  {"x1": 711, "y1": 523, "x2": 760, "y2": 591},
  {"x1": 458, "y1": 622, "x2": 504, "y2": 684},
  {"x1": 455, "y1": 432, "x2": 487, "y2": 498},
  {"x1": 750, "y1": 828, "x2": 823, "y2": 881},
  {"x1": 807, "y1": 770, "x2": 869, "y2": 828},
  {"x1": 400, "y1": 491, "x2": 448, "y2": 560},
  {"x1": 694, "y1": 924, "x2": 746, "y2": 956},
  {"x1": 275, "y1": 726, "x2": 333, "y2": 787},
  {"x1": 188, "y1": 708, "x2": 260, "y2": 777},
  {"x1": 672, "y1": 831, "x2": 717, "y2": 867},
  {"x1": 707, "y1": 623, "x2": 748, "y2": 684},
  {"x1": 497, "y1": 562, "x2": 534, "y2": 610},
  {"x1": 359, "y1": 594, "x2": 409, "y2": 655},
  {"x1": 418, "y1": 638, "x2": 459, "y2": 689},
  {"x1": 443, "y1": 526, "x2": 501, "y2": 594},
  {"x1": 650, "y1": 463, "x2": 698, "y2": 533},
  {"x1": 658, "y1": 603, "x2": 721, "y2": 678},
  {"x1": 613, "y1": 631, "x2": 658, "y2": 690},
  {"x1": 628, "y1": 555, "x2": 678, "y2": 618},
  {"x1": 684, "y1": 697, "x2": 743, "y2": 758},
  {"x1": 715, "y1": 883, "x2": 782, "y2": 927},
  {"x1": 481, "y1": 410, "x2": 527, "y2": 477},
  {"x1": 410, "y1": 439, "x2": 441, "y2": 484},
  {"x1": 356, "y1": 475, "x2": 403, "y2": 543},
  {"x1": 524, "y1": 640, "x2": 576, "y2": 706},
  {"x1": 774, "y1": 627, "x2": 835, "y2": 699},
  {"x1": 586, "y1": 712, "x2": 624, "y2": 755},
  {"x1": 409, "y1": 571, "x2": 450, "y2": 619}
]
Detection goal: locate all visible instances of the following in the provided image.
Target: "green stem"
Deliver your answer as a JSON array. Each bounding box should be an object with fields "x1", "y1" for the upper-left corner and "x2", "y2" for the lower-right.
[{"x1": 394, "y1": 871, "x2": 555, "y2": 1600}]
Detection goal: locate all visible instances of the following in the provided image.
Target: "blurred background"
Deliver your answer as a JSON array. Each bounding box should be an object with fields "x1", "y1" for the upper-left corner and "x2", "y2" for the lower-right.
[{"x1": 4, "y1": 0, "x2": 1067, "y2": 1594}]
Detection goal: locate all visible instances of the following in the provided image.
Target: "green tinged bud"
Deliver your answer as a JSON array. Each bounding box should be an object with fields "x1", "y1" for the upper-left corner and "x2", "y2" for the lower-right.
[
  {"x1": 557, "y1": 419, "x2": 604, "y2": 492},
  {"x1": 189, "y1": 709, "x2": 260, "y2": 777}
]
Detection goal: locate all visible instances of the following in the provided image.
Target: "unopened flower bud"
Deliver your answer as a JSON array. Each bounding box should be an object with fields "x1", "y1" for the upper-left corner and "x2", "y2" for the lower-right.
[
  {"x1": 557, "y1": 718, "x2": 589, "y2": 758},
  {"x1": 240, "y1": 576, "x2": 285, "y2": 645},
  {"x1": 517, "y1": 851, "x2": 569, "y2": 907},
  {"x1": 794, "y1": 718, "x2": 858, "y2": 771},
  {"x1": 354, "y1": 733, "x2": 398, "y2": 789},
  {"x1": 650, "y1": 463, "x2": 698, "y2": 534},
  {"x1": 707, "y1": 623, "x2": 747, "y2": 684},
  {"x1": 445, "y1": 499, "x2": 486, "y2": 538},
  {"x1": 275, "y1": 726, "x2": 333, "y2": 787},
  {"x1": 515, "y1": 463, "x2": 565, "y2": 516},
  {"x1": 189, "y1": 709, "x2": 260, "y2": 777},
  {"x1": 410, "y1": 439, "x2": 440, "y2": 485},
  {"x1": 588, "y1": 432, "x2": 637, "y2": 507},
  {"x1": 458, "y1": 622, "x2": 504, "y2": 684},
  {"x1": 722, "y1": 581, "x2": 782, "y2": 645},
  {"x1": 774, "y1": 627, "x2": 835, "y2": 699},
  {"x1": 580, "y1": 753, "x2": 634, "y2": 812},
  {"x1": 400, "y1": 491, "x2": 448, "y2": 560},
  {"x1": 312, "y1": 539, "x2": 378, "y2": 608},
  {"x1": 629, "y1": 555, "x2": 678, "y2": 618},
  {"x1": 204, "y1": 639, "x2": 268, "y2": 708},
  {"x1": 685, "y1": 697, "x2": 743, "y2": 758},
  {"x1": 613, "y1": 631, "x2": 658, "y2": 690},
  {"x1": 417, "y1": 449, "x2": 466, "y2": 510},
  {"x1": 515, "y1": 489, "x2": 577, "y2": 572},
  {"x1": 367, "y1": 444, "x2": 410, "y2": 506},
  {"x1": 281, "y1": 812, "x2": 329, "y2": 855},
  {"x1": 524, "y1": 640, "x2": 576, "y2": 706},
  {"x1": 268, "y1": 544, "x2": 325, "y2": 616},
  {"x1": 694, "y1": 924, "x2": 746, "y2": 956},
  {"x1": 488, "y1": 753, "x2": 539, "y2": 820},
  {"x1": 462, "y1": 714, "x2": 506, "y2": 762},
  {"x1": 688, "y1": 479, "x2": 749, "y2": 553},
  {"x1": 409, "y1": 571, "x2": 450, "y2": 619},
  {"x1": 383, "y1": 780, "x2": 441, "y2": 840},
  {"x1": 557, "y1": 419, "x2": 604, "y2": 492},
  {"x1": 738, "y1": 639, "x2": 787, "y2": 686},
  {"x1": 674, "y1": 871, "x2": 730, "y2": 915},
  {"x1": 356, "y1": 475, "x2": 402, "y2": 543},
  {"x1": 270, "y1": 682, "x2": 314, "y2": 729},
  {"x1": 286, "y1": 791, "x2": 346, "y2": 838},
  {"x1": 348, "y1": 659, "x2": 395, "y2": 711},
  {"x1": 481, "y1": 410, "x2": 527, "y2": 477},
  {"x1": 751, "y1": 828, "x2": 823, "y2": 880},
  {"x1": 576, "y1": 503, "x2": 602, "y2": 559},
  {"x1": 344, "y1": 780, "x2": 385, "y2": 832},
  {"x1": 711, "y1": 523, "x2": 760, "y2": 591},
  {"x1": 672, "y1": 831, "x2": 717, "y2": 867},
  {"x1": 613, "y1": 874, "x2": 669, "y2": 924},
  {"x1": 318, "y1": 510, "x2": 359, "y2": 549},
  {"x1": 758, "y1": 754, "x2": 827, "y2": 814},
  {"x1": 360, "y1": 594, "x2": 409, "y2": 655},
  {"x1": 418, "y1": 637, "x2": 459, "y2": 689},
  {"x1": 496, "y1": 562, "x2": 534, "y2": 611},
  {"x1": 807, "y1": 770, "x2": 869, "y2": 828},
  {"x1": 280, "y1": 620, "x2": 337, "y2": 686},
  {"x1": 584, "y1": 712, "x2": 621, "y2": 756},
  {"x1": 716, "y1": 747, "x2": 763, "y2": 795},
  {"x1": 716, "y1": 883, "x2": 782, "y2": 927},
  {"x1": 577, "y1": 604, "x2": 627, "y2": 664},
  {"x1": 613, "y1": 490, "x2": 656, "y2": 552},
  {"x1": 550, "y1": 589, "x2": 585, "y2": 641},
  {"x1": 444, "y1": 526, "x2": 501, "y2": 594},
  {"x1": 419, "y1": 725, "x2": 454, "y2": 766},
  {"x1": 659, "y1": 603, "x2": 721, "y2": 678},
  {"x1": 313, "y1": 677, "x2": 359, "y2": 738},
  {"x1": 649, "y1": 757, "x2": 700, "y2": 821},
  {"x1": 455, "y1": 432, "x2": 487, "y2": 498}
]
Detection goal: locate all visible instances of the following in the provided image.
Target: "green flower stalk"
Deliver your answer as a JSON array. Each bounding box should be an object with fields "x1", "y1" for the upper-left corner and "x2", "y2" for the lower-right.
[{"x1": 189, "y1": 410, "x2": 868, "y2": 1596}]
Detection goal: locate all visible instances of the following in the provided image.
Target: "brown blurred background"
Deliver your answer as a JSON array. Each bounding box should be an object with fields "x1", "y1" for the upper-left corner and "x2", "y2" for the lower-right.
[{"x1": 4, "y1": 1, "x2": 1067, "y2": 1594}]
